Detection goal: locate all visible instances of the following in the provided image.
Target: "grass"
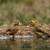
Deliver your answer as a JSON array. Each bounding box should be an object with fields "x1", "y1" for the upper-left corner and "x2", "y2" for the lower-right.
[{"x1": 0, "y1": 0, "x2": 50, "y2": 26}]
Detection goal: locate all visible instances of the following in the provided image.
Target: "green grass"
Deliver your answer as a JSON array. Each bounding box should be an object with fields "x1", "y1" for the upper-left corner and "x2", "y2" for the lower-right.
[{"x1": 0, "y1": 0, "x2": 50, "y2": 26}]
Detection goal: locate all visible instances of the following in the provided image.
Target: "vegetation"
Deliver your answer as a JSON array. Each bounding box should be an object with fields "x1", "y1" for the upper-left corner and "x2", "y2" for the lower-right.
[
  {"x1": 0, "y1": 0, "x2": 49, "y2": 26},
  {"x1": 0, "y1": 0, "x2": 50, "y2": 40},
  {"x1": 0, "y1": 1, "x2": 50, "y2": 50}
]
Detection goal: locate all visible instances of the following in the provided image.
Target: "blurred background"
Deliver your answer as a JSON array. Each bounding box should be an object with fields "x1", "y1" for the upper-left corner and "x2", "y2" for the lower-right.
[{"x1": 0, "y1": 0, "x2": 50, "y2": 26}]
